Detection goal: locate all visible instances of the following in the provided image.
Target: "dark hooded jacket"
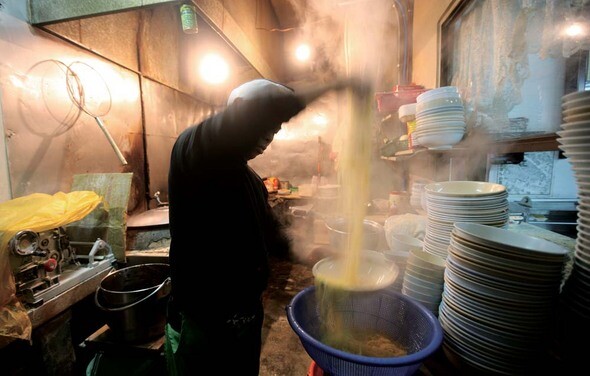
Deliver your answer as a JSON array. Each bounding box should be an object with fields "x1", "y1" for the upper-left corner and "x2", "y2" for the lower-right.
[{"x1": 167, "y1": 89, "x2": 305, "y2": 320}]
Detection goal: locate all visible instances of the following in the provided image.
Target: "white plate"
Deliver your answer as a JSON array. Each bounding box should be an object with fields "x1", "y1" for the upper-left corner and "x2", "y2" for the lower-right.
[
  {"x1": 562, "y1": 96, "x2": 590, "y2": 110},
  {"x1": 562, "y1": 103, "x2": 590, "y2": 117},
  {"x1": 444, "y1": 263, "x2": 556, "y2": 305},
  {"x1": 557, "y1": 128, "x2": 590, "y2": 138},
  {"x1": 562, "y1": 91, "x2": 590, "y2": 103},
  {"x1": 449, "y1": 238, "x2": 564, "y2": 274},
  {"x1": 424, "y1": 181, "x2": 506, "y2": 197},
  {"x1": 564, "y1": 112, "x2": 590, "y2": 123},
  {"x1": 426, "y1": 202, "x2": 508, "y2": 213},
  {"x1": 559, "y1": 144, "x2": 590, "y2": 154},
  {"x1": 560, "y1": 120, "x2": 590, "y2": 131},
  {"x1": 447, "y1": 247, "x2": 563, "y2": 288},
  {"x1": 557, "y1": 135, "x2": 590, "y2": 145},
  {"x1": 452, "y1": 222, "x2": 569, "y2": 257},
  {"x1": 450, "y1": 233, "x2": 566, "y2": 267}
]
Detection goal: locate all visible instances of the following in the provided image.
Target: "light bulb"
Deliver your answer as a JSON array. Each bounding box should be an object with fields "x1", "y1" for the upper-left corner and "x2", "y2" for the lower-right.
[
  {"x1": 199, "y1": 53, "x2": 229, "y2": 84},
  {"x1": 295, "y1": 44, "x2": 311, "y2": 61}
]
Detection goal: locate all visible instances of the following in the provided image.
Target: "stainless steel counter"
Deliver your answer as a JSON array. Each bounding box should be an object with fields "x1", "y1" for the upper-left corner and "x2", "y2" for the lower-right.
[{"x1": 27, "y1": 267, "x2": 113, "y2": 329}]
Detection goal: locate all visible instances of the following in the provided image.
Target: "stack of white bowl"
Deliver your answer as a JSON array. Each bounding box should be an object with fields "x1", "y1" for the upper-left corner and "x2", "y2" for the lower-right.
[
  {"x1": 414, "y1": 86, "x2": 466, "y2": 150},
  {"x1": 422, "y1": 181, "x2": 509, "y2": 259},
  {"x1": 384, "y1": 233, "x2": 424, "y2": 292},
  {"x1": 401, "y1": 249, "x2": 446, "y2": 314},
  {"x1": 555, "y1": 90, "x2": 590, "y2": 355},
  {"x1": 410, "y1": 181, "x2": 428, "y2": 212},
  {"x1": 441, "y1": 222, "x2": 568, "y2": 374}
]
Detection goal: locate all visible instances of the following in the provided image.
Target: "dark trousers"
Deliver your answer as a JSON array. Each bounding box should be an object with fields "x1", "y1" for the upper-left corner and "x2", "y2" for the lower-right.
[{"x1": 165, "y1": 300, "x2": 264, "y2": 375}]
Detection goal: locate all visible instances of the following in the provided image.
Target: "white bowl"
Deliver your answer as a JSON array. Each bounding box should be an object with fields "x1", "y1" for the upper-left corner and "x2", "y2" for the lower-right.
[
  {"x1": 403, "y1": 272, "x2": 444, "y2": 292},
  {"x1": 416, "y1": 120, "x2": 466, "y2": 131},
  {"x1": 409, "y1": 248, "x2": 447, "y2": 270},
  {"x1": 417, "y1": 86, "x2": 460, "y2": 102},
  {"x1": 416, "y1": 130, "x2": 464, "y2": 149},
  {"x1": 405, "y1": 262, "x2": 445, "y2": 281},
  {"x1": 417, "y1": 125, "x2": 466, "y2": 134},
  {"x1": 416, "y1": 97, "x2": 464, "y2": 114},
  {"x1": 424, "y1": 181, "x2": 506, "y2": 197},
  {"x1": 402, "y1": 284, "x2": 443, "y2": 304},
  {"x1": 389, "y1": 234, "x2": 423, "y2": 253},
  {"x1": 312, "y1": 250, "x2": 399, "y2": 291}
]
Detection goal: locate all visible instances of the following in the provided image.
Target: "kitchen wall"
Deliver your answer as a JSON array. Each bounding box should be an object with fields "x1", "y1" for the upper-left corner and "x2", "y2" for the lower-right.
[
  {"x1": 0, "y1": 7, "x2": 145, "y2": 210},
  {"x1": 1, "y1": 0, "x2": 335, "y2": 209},
  {"x1": 412, "y1": 0, "x2": 579, "y2": 202},
  {"x1": 0, "y1": 2, "x2": 223, "y2": 212}
]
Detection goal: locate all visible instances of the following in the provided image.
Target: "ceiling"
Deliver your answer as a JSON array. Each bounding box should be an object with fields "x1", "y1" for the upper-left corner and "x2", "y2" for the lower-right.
[{"x1": 269, "y1": 0, "x2": 306, "y2": 30}]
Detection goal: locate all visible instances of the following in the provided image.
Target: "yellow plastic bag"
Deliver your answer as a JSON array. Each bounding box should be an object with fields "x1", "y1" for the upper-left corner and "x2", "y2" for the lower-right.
[{"x1": 0, "y1": 191, "x2": 102, "y2": 342}]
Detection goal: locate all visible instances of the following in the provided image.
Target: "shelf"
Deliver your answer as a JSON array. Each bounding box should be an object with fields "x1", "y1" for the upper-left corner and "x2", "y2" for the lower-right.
[
  {"x1": 486, "y1": 132, "x2": 559, "y2": 154},
  {"x1": 380, "y1": 132, "x2": 559, "y2": 162},
  {"x1": 381, "y1": 147, "x2": 471, "y2": 162}
]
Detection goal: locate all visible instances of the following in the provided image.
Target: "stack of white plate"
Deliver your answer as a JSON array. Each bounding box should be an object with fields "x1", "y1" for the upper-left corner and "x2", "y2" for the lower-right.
[
  {"x1": 414, "y1": 86, "x2": 466, "y2": 150},
  {"x1": 422, "y1": 181, "x2": 509, "y2": 259},
  {"x1": 384, "y1": 234, "x2": 424, "y2": 293},
  {"x1": 401, "y1": 249, "x2": 446, "y2": 314},
  {"x1": 410, "y1": 181, "x2": 428, "y2": 212},
  {"x1": 385, "y1": 250, "x2": 409, "y2": 292},
  {"x1": 441, "y1": 222, "x2": 568, "y2": 374},
  {"x1": 556, "y1": 91, "x2": 590, "y2": 342}
]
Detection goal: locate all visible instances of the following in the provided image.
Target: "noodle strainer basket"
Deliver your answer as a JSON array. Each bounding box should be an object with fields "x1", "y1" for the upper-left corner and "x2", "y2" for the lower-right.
[{"x1": 286, "y1": 286, "x2": 443, "y2": 375}]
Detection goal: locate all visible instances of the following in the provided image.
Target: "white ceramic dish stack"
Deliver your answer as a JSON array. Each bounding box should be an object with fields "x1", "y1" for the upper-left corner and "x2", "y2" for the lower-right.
[
  {"x1": 556, "y1": 90, "x2": 590, "y2": 332},
  {"x1": 422, "y1": 181, "x2": 509, "y2": 259},
  {"x1": 383, "y1": 234, "x2": 423, "y2": 292},
  {"x1": 410, "y1": 181, "x2": 428, "y2": 212},
  {"x1": 401, "y1": 249, "x2": 446, "y2": 315},
  {"x1": 414, "y1": 86, "x2": 466, "y2": 150},
  {"x1": 440, "y1": 222, "x2": 568, "y2": 374}
]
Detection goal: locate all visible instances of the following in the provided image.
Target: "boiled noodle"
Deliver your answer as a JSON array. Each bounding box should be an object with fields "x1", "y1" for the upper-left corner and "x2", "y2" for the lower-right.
[
  {"x1": 312, "y1": 15, "x2": 408, "y2": 357},
  {"x1": 314, "y1": 88, "x2": 407, "y2": 357}
]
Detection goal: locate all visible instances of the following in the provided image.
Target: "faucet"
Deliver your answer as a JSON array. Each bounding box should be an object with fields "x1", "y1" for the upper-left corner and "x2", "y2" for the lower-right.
[
  {"x1": 153, "y1": 191, "x2": 169, "y2": 207},
  {"x1": 517, "y1": 196, "x2": 532, "y2": 223}
]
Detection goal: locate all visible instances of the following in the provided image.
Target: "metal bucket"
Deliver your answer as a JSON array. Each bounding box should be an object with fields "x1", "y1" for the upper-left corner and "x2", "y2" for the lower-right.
[
  {"x1": 325, "y1": 218, "x2": 384, "y2": 251},
  {"x1": 95, "y1": 263, "x2": 171, "y2": 343}
]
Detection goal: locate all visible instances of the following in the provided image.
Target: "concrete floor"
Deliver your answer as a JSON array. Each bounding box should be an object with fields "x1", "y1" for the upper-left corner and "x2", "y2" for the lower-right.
[{"x1": 259, "y1": 254, "x2": 315, "y2": 376}]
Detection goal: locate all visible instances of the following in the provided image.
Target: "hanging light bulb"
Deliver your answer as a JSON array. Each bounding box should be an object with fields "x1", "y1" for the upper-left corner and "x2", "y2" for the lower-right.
[
  {"x1": 199, "y1": 53, "x2": 229, "y2": 84},
  {"x1": 565, "y1": 22, "x2": 584, "y2": 38},
  {"x1": 295, "y1": 44, "x2": 311, "y2": 62}
]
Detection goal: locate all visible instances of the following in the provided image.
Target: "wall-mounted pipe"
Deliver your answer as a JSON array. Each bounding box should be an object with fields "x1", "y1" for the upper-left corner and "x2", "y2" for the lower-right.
[{"x1": 393, "y1": 0, "x2": 413, "y2": 85}]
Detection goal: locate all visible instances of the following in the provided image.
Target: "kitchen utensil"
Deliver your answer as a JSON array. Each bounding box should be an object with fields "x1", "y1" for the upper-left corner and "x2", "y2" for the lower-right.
[
  {"x1": 66, "y1": 61, "x2": 127, "y2": 165},
  {"x1": 286, "y1": 286, "x2": 443, "y2": 375}
]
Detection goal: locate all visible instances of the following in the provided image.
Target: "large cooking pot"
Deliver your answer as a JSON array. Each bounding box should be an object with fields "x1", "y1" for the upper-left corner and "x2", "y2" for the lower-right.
[
  {"x1": 325, "y1": 217, "x2": 384, "y2": 251},
  {"x1": 126, "y1": 206, "x2": 170, "y2": 250},
  {"x1": 95, "y1": 263, "x2": 171, "y2": 343}
]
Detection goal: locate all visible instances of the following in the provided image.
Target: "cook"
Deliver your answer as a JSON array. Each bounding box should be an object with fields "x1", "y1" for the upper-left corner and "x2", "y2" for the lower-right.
[{"x1": 164, "y1": 76, "x2": 371, "y2": 375}]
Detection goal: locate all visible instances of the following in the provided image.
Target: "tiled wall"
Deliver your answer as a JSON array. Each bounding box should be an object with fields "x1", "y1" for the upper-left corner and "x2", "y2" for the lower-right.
[{"x1": 488, "y1": 151, "x2": 578, "y2": 200}]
